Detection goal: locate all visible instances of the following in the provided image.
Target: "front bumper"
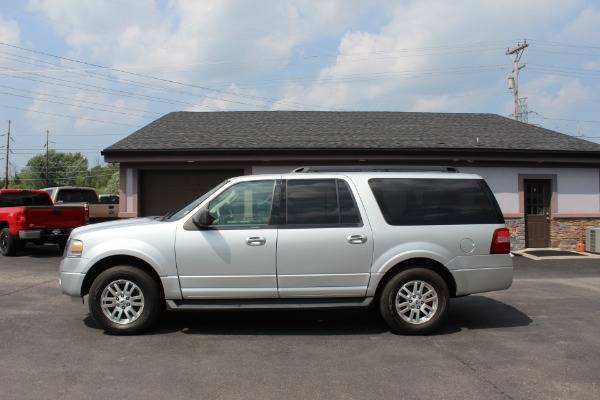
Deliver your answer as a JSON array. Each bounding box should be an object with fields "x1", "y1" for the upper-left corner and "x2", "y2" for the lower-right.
[
  {"x1": 59, "y1": 271, "x2": 85, "y2": 297},
  {"x1": 19, "y1": 228, "x2": 71, "y2": 242},
  {"x1": 59, "y1": 256, "x2": 88, "y2": 297}
]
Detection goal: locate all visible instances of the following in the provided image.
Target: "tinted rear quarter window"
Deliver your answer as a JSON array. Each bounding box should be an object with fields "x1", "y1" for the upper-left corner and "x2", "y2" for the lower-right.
[{"x1": 368, "y1": 178, "x2": 503, "y2": 225}]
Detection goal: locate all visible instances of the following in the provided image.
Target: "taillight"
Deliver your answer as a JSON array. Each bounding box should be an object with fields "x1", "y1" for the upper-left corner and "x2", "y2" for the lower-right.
[
  {"x1": 490, "y1": 228, "x2": 511, "y2": 254},
  {"x1": 15, "y1": 211, "x2": 26, "y2": 227},
  {"x1": 84, "y1": 203, "x2": 89, "y2": 222}
]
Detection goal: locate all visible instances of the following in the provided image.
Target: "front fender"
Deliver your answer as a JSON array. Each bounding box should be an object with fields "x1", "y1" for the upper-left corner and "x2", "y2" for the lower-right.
[{"x1": 82, "y1": 238, "x2": 174, "y2": 277}]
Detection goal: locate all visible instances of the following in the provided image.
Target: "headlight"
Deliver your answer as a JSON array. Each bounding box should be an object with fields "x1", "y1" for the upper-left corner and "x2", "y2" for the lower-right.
[{"x1": 67, "y1": 239, "x2": 84, "y2": 258}]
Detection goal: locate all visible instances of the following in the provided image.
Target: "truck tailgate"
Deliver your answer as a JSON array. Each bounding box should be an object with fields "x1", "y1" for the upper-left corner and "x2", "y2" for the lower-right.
[{"x1": 23, "y1": 206, "x2": 86, "y2": 229}]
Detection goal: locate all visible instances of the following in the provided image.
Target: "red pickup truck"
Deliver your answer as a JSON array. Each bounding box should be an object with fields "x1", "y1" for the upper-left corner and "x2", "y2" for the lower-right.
[{"x1": 0, "y1": 189, "x2": 87, "y2": 256}]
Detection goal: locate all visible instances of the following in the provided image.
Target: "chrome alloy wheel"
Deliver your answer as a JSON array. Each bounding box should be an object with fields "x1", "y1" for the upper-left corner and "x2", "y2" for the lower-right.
[
  {"x1": 395, "y1": 280, "x2": 438, "y2": 325},
  {"x1": 100, "y1": 279, "x2": 145, "y2": 325}
]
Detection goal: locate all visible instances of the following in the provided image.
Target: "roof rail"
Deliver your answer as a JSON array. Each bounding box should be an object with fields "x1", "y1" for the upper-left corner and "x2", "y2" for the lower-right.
[{"x1": 291, "y1": 165, "x2": 459, "y2": 173}]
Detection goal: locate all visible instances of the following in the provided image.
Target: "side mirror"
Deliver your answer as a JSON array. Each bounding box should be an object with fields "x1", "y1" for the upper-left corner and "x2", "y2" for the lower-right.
[{"x1": 192, "y1": 207, "x2": 213, "y2": 228}]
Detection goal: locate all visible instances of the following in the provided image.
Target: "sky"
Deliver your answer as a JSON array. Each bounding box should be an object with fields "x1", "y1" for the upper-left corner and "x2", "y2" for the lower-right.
[{"x1": 1, "y1": 0, "x2": 600, "y2": 173}]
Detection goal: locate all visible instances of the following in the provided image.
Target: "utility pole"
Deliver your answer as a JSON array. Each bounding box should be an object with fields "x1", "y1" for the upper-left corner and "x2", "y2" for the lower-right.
[
  {"x1": 4, "y1": 120, "x2": 10, "y2": 188},
  {"x1": 45, "y1": 129, "x2": 49, "y2": 187},
  {"x1": 506, "y1": 40, "x2": 528, "y2": 122}
]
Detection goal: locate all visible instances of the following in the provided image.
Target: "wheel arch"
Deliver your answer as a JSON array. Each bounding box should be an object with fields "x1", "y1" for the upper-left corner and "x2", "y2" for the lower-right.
[
  {"x1": 81, "y1": 255, "x2": 165, "y2": 299},
  {"x1": 373, "y1": 257, "x2": 457, "y2": 301},
  {"x1": 0, "y1": 221, "x2": 8, "y2": 229}
]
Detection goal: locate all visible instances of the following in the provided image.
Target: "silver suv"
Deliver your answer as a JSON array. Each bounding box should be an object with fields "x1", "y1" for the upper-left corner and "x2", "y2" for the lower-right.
[{"x1": 60, "y1": 167, "x2": 513, "y2": 335}]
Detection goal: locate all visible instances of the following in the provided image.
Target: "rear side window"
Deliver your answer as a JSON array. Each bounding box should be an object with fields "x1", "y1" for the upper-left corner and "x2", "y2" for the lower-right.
[
  {"x1": 368, "y1": 178, "x2": 503, "y2": 225},
  {"x1": 0, "y1": 192, "x2": 52, "y2": 207},
  {"x1": 56, "y1": 189, "x2": 98, "y2": 204},
  {"x1": 285, "y1": 179, "x2": 361, "y2": 226}
]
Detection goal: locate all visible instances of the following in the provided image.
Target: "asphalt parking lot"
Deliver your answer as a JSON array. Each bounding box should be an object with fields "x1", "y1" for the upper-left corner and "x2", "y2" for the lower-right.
[{"x1": 1, "y1": 248, "x2": 599, "y2": 400}]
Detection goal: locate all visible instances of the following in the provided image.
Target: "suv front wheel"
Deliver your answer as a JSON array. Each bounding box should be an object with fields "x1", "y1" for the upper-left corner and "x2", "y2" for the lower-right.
[
  {"x1": 88, "y1": 266, "x2": 162, "y2": 335},
  {"x1": 379, "y1": 268, "x2": 449, "y2": 334}
]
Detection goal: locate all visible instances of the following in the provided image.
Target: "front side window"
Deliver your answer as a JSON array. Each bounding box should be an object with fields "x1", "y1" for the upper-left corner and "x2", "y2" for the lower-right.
[
  {"x1": 207, "y1": 180, "x2": 275, "y2": 226},
  {"x1": 368, "y1": 178, "x2": 504, "y2": 226},
  {"x1": 285, "y1": 179, "x2": 361, "y2": 226}
]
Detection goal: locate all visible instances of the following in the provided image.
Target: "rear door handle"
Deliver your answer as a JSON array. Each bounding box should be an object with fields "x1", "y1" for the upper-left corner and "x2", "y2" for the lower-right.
[
  {"x1": 246, "y1": 236, "x2": 266, "y2": 246},
  {"x1": 347, "y1": 234, "x2": 367, "y2": 244}
]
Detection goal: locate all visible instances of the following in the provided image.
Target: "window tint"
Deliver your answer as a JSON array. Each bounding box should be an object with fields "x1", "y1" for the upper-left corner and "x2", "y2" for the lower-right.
[
  {"x1": 0, "y1": 192, "x2": 52, "y2": 207},
  {"x1": 286, "y1": 180, "x2": 338, "y2": 225},
  {"x1": 285, "y1": 179, "x2": 361, "y2": 226},
  {"x1": 338, "y1": 180, "x2": 361, "y2": 224},
  {"x1": 207, "y1": 180, "x2": 275, "y2": 226},
  {"x1": 368, "y1": 178, "x2": 503, "y2": 226},
  {"x1": 99, "y1": 195, "x2": 119, "y2": 204},
  {"x1": 56, "y1": 189, "x2": 98, "y2": 204}
]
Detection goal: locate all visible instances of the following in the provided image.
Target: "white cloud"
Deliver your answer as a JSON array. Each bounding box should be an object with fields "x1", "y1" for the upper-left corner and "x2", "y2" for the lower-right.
[
  {"x1": 524, "y1": 76, "x2": 591, "y2": 114},
  {"x1": 0, "y1": 15, "x2": 20, "y2": 45},
  {"x1": 275, "y1": 0, "x2": 590, "y2": 110},
  {"x1": 27, "y1": 0, "x2": 370, "y2": 79}
]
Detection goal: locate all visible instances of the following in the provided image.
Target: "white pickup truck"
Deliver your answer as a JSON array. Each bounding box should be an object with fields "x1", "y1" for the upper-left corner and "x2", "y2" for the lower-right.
[{"x1": 44, "y1": 186, "x2": 119, "y2": 222}]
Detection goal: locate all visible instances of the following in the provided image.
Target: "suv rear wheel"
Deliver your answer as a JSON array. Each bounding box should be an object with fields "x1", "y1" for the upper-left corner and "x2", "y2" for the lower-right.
[
  {"x1": 88, "y1": 266, "x2": 162, "y2": 335},
  {"x1": 379, "y1": 268, "x2": 449, "y2": 334}
]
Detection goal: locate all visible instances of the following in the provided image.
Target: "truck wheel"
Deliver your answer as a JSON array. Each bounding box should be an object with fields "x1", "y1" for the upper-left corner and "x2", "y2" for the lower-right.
[
  {"x1": 0, "y1": 228, "x2": 21, "y2": 256},
  {"x1": 88, "y1": 266, "x2": 163, "y2": 335},
  {"x1": 379, "y1": 268, "x2": 449, "y2": 335}
]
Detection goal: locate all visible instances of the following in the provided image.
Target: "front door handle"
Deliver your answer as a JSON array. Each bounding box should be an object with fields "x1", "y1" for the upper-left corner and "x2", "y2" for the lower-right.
[
  {"x1": 347, "y1": 234, "x2": 367, "y2": 244},
  {"x1": 246, "y1": 236, "x2": 266, "y2": 246}
]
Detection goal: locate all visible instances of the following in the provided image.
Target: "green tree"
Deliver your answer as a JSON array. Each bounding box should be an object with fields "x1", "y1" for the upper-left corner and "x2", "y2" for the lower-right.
[
  {"x1": 16, "y1": 151, "x2": 89, "y2": 188},
  {"x1": 98, "y1": 170, "x2": 119, "y2": 194},
  {"x1": 12, "y1": 151, "x2": 119, "y2": 192}
]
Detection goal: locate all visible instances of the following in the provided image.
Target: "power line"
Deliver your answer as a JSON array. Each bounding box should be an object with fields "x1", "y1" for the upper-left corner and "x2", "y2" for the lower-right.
[
  {"x1": 0, "y1": 90, "x2": 160, "y2": 118},
  {"x1": 530, "y1": 114, "x2": 600, "y2": 124},
  {"x1": 0, "y1": 103, "x2": 139, "y2": 127},
  {"x1": 0, "y1": 41, "x2": 339, "y2": 111},
  {"x1": 0, "y1": 84, "x2": 163, "y2": 116},
  {"x1": 0, "y1": 53, "x2": 256, "y2": 110},
  {"x1": 2, "y1": 69, "x2": 219, "y2": 111}
]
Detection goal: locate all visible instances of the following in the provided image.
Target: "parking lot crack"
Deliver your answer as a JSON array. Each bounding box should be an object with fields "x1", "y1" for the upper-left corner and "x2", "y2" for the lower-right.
[
  {"x1": 432, "y1": 339, "x2": 515, "y2": 400},
  {"x1": 0, "y1": 279, "x2": 55, "y2": 298}
]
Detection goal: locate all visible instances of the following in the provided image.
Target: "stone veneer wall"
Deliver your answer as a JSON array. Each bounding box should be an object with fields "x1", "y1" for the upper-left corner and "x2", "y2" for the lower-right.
[
  {"x1": 504, "y1": 216, "x2": 600, "y2": 250},
  {"x1": 550, "y1": 218, "x2": 600, "y2": 250},
  {"x1": 505, "y1": 217, "x2": 526, "y2": 251}
]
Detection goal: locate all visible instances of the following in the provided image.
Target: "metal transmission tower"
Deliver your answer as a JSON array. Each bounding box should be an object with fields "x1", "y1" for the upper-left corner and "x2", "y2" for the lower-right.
[{"x1": 506, "y1": 40, "x2": 529, "y2": 122}]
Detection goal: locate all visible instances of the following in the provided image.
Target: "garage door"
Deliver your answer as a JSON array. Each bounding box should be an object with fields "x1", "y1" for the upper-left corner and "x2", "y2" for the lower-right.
[{"x1": 139, "y1": 169, "x2": 244, "y2": 217}]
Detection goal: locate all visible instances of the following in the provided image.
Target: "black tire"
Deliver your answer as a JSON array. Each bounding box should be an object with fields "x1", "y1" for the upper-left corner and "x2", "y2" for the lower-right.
[
  {"x1": 89, "y1": 266, "x2": 163, "y2": 335},
  {"x1": 0, "y1": 228, "x2": 21, "y2": 256},
  {"x1": 379, "y1": 268, "x2": 449, "y2": 335}
]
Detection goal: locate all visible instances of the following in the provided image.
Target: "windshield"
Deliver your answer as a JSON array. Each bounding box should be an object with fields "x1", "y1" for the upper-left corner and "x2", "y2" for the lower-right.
[{"x1": 161, "y1": 179, "x2": 230, "y2": 221}]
